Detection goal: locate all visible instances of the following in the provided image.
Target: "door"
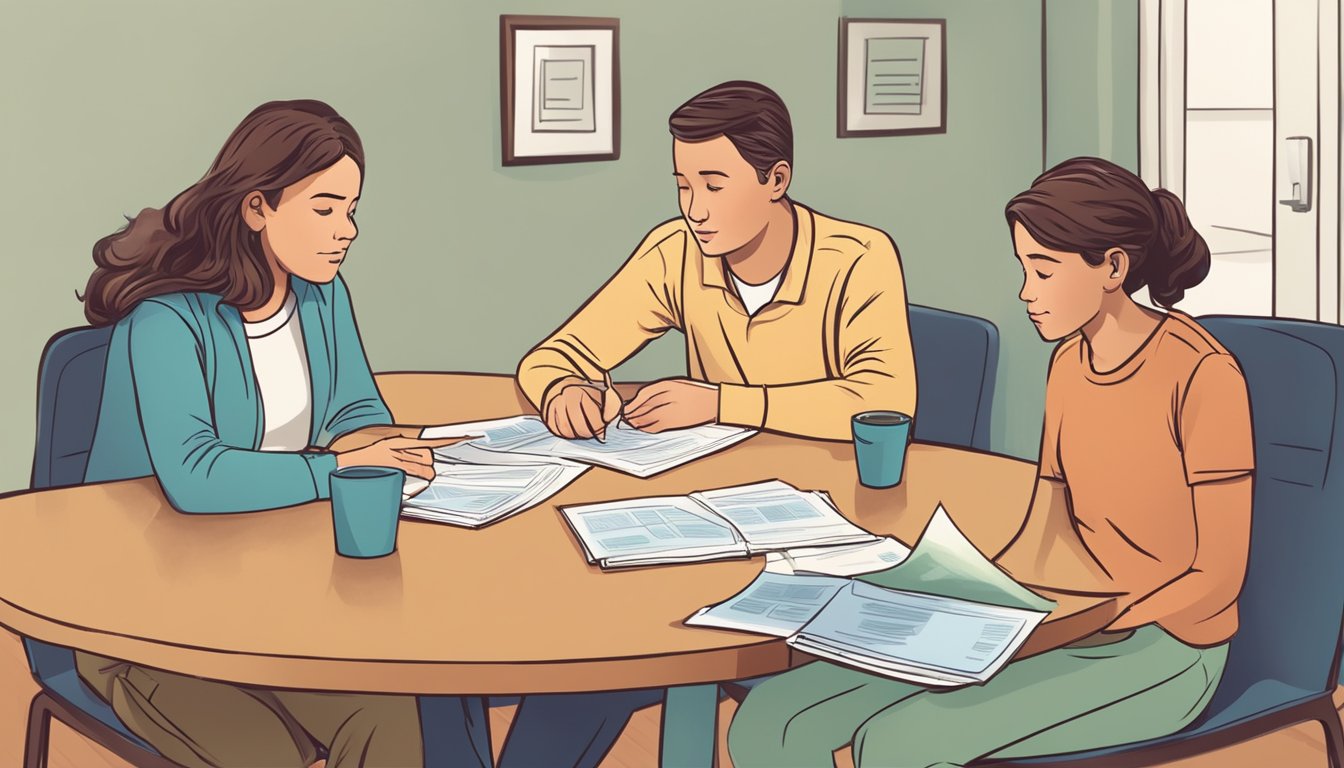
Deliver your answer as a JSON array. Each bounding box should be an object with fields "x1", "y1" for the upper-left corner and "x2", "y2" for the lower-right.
[
  {"x1": 1139, "y1": 0, "x2": 1340, "y2": 321},
  {"x1": 1274, "y1": 0, "x2": 1339, "y2": 321}
]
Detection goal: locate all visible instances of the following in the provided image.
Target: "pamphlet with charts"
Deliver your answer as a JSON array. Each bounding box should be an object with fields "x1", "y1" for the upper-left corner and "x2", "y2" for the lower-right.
[
  {"x1": 400, "y1": 444, "x2": 587, "y2": 529},
  {"x1": 560, "y1": 480, "x2": 879, "y2": 569},
  {"x1": 686, "y1": 505, "x2": 1057, "y2": 687},
  {"x1": 421, "y1": 415, "x2": 755, "y2": 478}
]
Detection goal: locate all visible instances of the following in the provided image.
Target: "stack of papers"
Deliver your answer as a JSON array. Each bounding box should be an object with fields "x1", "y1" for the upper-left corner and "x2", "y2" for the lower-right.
[
  {"x1": 694, "y1": 483, "x2": 877, "y2": 550},
  {"x1": 561, "y1": 480, "x2": 879, "y2": 568},
  {"x1": 424, "y1": 415, "x2": 755, "y2": 478},
  {"x1": 787, "y1": 581, "x2": 1046, "y2": 686},
  {"x1": 404, "y1": 408, "x2": 753, "y2": 528},
  {"x1": 686, "y1": 506, "x2": 1056, "y2": 687},
  {"x1": 765, "y1": 537, "x2": 913, "y2": 577},
  {"x1": 401, "y1": 445, "x2": 587, "y2": 528}
]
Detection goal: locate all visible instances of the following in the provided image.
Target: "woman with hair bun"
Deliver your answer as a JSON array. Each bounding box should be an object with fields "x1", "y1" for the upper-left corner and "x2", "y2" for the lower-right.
[{"x1": 729, "y1": 157, "x2": 1255, "y2": 768}]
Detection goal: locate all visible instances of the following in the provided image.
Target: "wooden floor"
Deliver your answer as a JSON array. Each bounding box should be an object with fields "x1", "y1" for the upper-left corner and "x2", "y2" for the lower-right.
[{"x1": 2, "y1": 629, "x2": 1338, "y2": 767}]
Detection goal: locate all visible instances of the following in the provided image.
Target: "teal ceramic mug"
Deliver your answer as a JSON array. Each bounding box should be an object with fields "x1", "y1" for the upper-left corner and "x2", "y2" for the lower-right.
[
  {"x1": 329, "y1": 466, "x2": 405, "y2": 558},
  {"x1": 851, "y1": 410, "x2": 913, "y2": 488}
]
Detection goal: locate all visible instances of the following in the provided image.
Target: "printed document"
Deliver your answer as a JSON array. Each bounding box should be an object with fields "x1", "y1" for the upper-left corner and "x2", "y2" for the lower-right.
[
  {"x1": 687, "y1": 505, "x2": 1054, "y2": 686},
  {"x1": 425, "y1": 415, "x2": 754, "y2": 477},
  {"x1": 562, "y1": 480, "x2": 878, "y2": 568},
  {"x1": 400, "y1": 442, "x2": 587, "y2": 528}
]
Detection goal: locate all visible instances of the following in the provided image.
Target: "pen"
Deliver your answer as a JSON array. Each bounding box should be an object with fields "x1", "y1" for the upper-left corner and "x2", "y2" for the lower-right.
[
  {"x1": 603, "y1": 369, "x2": 626, "y2": 425},
  {"x1": 591, "y1": 369, "x2": 622, "y2": 443}
]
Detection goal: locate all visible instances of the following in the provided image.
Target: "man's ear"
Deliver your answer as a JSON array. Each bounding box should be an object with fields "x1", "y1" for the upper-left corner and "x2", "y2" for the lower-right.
[
  {"x1": 767, "y1": 161, "x2": 792, "y2": 202},
  {"x1": 241, "y1": 192, "x2": 269, "y2": 233},
  {"x1": 1102, "y1": 247, "x2": 1130, "y2": 293}
]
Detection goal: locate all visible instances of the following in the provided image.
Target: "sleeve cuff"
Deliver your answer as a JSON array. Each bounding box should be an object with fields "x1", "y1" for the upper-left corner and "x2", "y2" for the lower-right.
[
  {"x1": 302, "y1": 451, "x2": 341, "y2": 499},
  {"x1": 324, "y1": 414, "x2": 394, "y2": 448},
  {"x1": 719, "y1": 383, "x2": 766, "y2": 429},
  {"x1": 1185, "y1": 467, "x2": 1254, "y2": 485},
  {"x1": 539, "y1": 376, "x2": 588, "y2": 416}
]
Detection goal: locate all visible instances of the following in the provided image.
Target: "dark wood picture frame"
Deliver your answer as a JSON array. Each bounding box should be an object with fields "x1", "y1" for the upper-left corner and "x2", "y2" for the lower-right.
[
  {"x1": 500, "y1": 14, "x2": 621, "y2": 166},
  {"x1": 837, "y1": 17, "x2": 947, "y2": 138}
]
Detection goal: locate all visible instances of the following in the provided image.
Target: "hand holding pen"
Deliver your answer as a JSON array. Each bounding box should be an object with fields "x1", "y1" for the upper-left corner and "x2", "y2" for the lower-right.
[
  {"x1": 595, "y1": 369, "x2": 625, "y2": 443},
  {"x1": 539, "y1": 369, "x2": 626, "y2": 442}
]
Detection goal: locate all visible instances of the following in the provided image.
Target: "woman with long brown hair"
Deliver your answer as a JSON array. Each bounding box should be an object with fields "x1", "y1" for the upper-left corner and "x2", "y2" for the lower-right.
[
  {"x1": 74, "y1": 100, "x2": 487, "y2": 767},
  {"x1": 729, "y1": 157, "x2": 1254, "y2": 767}
]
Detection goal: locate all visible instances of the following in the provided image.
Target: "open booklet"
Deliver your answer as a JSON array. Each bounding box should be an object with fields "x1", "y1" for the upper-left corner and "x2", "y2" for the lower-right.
[
  {"x1": 560, "y1": 480, "x2": 880, "y2": 569},
  {"x1": 400, "y1": 443, "x2": 588, "y2": 528},
  {"x1": 686, "y1": 505, "x2": 1057, "y2": 687},
  {"x1": 421, "y1": 415, "x2": 755, "y2": 478}
]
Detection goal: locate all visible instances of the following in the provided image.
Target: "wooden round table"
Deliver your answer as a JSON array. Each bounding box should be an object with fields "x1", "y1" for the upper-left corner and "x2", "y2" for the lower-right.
[{"x1": 0, "y1": 373, "x2": 1115, "y2": 699}]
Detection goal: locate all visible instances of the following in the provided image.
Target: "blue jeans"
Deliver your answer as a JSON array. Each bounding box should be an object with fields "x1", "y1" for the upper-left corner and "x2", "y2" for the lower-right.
[{"x1": 421, "y1": 689, "x2": 665, "y2": 768}]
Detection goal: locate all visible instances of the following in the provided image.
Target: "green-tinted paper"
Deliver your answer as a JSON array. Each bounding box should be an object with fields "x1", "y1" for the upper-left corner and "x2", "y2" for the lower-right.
[{"x1": 859, "y1": 505, "x2": 1056, "y2": 613}]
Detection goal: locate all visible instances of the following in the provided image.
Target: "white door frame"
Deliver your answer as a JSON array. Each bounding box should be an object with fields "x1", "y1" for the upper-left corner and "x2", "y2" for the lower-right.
[
  {"x1": 1322, "y1": 0, "x2": 1340, "y2": 324},
  {"x1": 1138, "y1": 0, "x2": 1186, "y2": 198},
  {"x1": 1138, "y1": 0, "x2": 1340, "y2": 322}
]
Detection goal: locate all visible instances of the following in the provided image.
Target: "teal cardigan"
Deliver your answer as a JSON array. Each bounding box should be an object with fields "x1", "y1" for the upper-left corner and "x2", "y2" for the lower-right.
[{"x1": 84, "y1": 275, "x2": 393, "y2": 513}]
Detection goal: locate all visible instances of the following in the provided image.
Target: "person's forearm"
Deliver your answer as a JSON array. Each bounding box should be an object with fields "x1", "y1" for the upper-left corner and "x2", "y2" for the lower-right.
[
  {"x1": 724, "y1": 240, "x2": 915, "y2": 440},
  {"x1": 1106, "y1": 570, "x2": 1238, "y2": 631},
  {"x1": 518, "y1": 236, "x2": 683, "y2": 412},
  {"x1": 1108, "y1": 476, "x2": 1252, "y2": 631},
  {"x1": 994, "y1": 478, "x2": 1064, "y2": 568},
  {"x1": 327, "y1": 425, "x2": 418, "y2": 453},
  {"x1": 994, "y1": 478, "x2": 1118, "y2": 595},
  {"x1": 718, "y1": 370, "x2": 914, "y2": 440},
  {"x1": 153, "y1": 443, "x2": 339, "y2": 513},
  {"x1": 518, "y1": 349, "x2": 593, "y2": 414}
]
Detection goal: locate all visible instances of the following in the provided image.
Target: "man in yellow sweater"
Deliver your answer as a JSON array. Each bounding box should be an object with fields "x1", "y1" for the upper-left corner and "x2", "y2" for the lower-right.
[
  {"x1": 517, "y1": 80, "x2": 916, "y2": 442},
  {"x1": 494, "y1": 81, "x2": 917, "y2": 768}
]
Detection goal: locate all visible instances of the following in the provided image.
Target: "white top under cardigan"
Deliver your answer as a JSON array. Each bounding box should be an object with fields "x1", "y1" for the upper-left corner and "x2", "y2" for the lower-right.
[{"x1": 242, "y1": 291, "x2": 313, "y2": 452}]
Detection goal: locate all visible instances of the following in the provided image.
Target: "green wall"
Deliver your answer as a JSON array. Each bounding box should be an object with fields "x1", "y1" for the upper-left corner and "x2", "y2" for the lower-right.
[
  {"x1": 1045, "y1": 0, "x2": 1140, "y2": 170},
  {"x1": 0, "y1": 0, "x2": 1136, "y2": 493}
]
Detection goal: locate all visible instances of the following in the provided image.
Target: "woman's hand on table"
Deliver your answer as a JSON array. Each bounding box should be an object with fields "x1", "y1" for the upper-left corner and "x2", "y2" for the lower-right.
[{"x1": 335, "y1": 435, "x2": 471, "y2": 482}]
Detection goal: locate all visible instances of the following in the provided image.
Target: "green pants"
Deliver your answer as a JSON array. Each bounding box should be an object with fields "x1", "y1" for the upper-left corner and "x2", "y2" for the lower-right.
[
  {"x1": 76, "y1": 651, "x2": 423, "y2": 768},
  {"x1": 727, "y1": 626, "x2": 1227, "y2": 768}
]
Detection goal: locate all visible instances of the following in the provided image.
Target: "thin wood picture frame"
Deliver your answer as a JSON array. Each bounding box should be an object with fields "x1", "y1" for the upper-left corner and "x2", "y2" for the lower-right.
[
  {"x1": 838, "y1": 17, "x2": 947, "y2": 138},
  {"x1": 500, "y1": 14, "x2": 621, "y2": 165}
]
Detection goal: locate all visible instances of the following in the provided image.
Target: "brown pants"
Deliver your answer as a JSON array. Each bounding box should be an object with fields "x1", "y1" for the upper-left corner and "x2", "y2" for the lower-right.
[{"x1": 76, "y1": 651, "x2": 423, "y2": 768}]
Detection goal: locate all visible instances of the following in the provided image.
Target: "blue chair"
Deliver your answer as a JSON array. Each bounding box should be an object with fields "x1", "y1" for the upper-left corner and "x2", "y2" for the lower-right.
[
  {"x1": 23, "y1": 325, "x2": 177, "y2": 768},
  {"x1": 907, "y1": 304, "x2": 999, "y2": 451},
  {"x1": 979, "y1": 316, "x2": 1344, "y2": 767},
  {"x1": 27, "y1": 325, "x2": 496, "y2": 768}
]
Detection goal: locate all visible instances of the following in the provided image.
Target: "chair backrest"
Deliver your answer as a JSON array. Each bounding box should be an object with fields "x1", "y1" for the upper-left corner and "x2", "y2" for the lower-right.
[
  {"x1": 26, "y1": 326, "x2": 113, "y2": 680},
  {"x1": 32, "y1": 325, "x2": 114, "y2": 489},
  {"x1": 24, "y1": 324, "x2": 173, "y2": 757},
  {"x1": 1197, "y1": 316, "x2": 1344, "y2": 722},
  {"x1": 907, "y1": 304, "x2": 1000, "y2": 451}
]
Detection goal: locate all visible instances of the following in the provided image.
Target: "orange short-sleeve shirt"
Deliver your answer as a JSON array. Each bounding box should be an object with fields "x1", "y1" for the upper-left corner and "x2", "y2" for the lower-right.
[{"x1": 1039, "y1": 310, "x2": 1254, "y2": 644}]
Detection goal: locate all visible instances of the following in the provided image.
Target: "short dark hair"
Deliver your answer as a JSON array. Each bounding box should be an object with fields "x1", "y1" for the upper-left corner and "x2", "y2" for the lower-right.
[{"x1": 668, "y1": 81, "x2": 793, "y2": 184}]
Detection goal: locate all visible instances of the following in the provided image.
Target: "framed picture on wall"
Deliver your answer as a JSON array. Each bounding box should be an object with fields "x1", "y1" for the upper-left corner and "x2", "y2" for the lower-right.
[
  {"x1": 500, "y1": 15, "x2": 620, "y2": 165},
  {"x1": 838, "y1": 18, "x2": 946, "y2": 138}
]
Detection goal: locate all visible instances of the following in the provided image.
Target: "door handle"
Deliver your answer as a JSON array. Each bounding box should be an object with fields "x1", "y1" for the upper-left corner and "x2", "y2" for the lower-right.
[{"x1": 1279, "y1": 136, "x2": 1313, "y2": 213}]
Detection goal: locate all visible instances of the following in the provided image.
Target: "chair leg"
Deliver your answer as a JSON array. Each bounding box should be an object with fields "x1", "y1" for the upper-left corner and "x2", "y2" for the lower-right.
[
  {"x1": 720, "y1": 682, "x2": 748, "y2": 704},
  {"x1": 661, "y1": 684, "x2": 719, "y2": 768},
  {"x1": 24, "y1": 691, "x2": 55, "y2": 768},
  {"x1": 1321, "y1": 699, "x2": 1344, "y2": 768}
]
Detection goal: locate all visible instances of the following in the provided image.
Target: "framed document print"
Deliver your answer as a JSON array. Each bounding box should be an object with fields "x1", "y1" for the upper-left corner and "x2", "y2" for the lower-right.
[
  {"x1": 838, "y1": 18, "x2": 946, "y2": 138},
  {"x1": 500, "y1": 15, "x2": 621, "y2": 165}
]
